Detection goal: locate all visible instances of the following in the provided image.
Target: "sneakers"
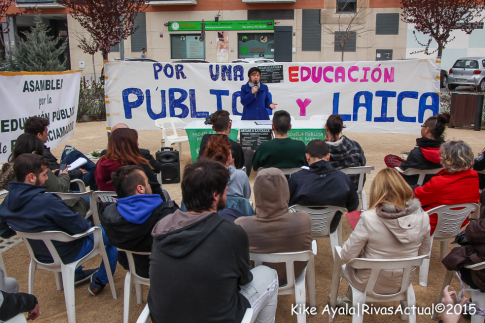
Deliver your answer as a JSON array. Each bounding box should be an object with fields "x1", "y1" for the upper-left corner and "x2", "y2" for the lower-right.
[
  {"x1": 75, "y1": 268, "x2": 98, "y2": 285},
  {"x1": 328, "y1": 294, "x2": 353, "y2": 308},
  {"x1": 88, "y1": 273, "x2": 106, "y2": 296}
]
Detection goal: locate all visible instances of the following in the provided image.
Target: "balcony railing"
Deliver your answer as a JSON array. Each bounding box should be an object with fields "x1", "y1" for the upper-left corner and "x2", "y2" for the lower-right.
[{"x1": 16, "y1": 0, "x2": 64, "y2": 8}]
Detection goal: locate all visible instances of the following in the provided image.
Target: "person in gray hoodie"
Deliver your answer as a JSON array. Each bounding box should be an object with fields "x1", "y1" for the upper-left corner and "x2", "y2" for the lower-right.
[
  {"x1": 336, "y1": 168, "x2": 431, "y2": 306},
  {"x1": 148, "y1": 159, "x2": 277, "y2": 323}
]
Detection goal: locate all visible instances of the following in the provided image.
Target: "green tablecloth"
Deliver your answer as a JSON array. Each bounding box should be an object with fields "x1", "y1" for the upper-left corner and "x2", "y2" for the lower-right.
[
  {"x1": 186, "y1": 128, "x2": 239, "y2": 161},
  {"x1": 287, "y1": 129, "x2": 326, "y2": 145}
]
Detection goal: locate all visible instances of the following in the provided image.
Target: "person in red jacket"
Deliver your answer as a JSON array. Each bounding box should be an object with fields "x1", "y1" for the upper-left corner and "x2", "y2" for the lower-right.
[{"x1": 414, "y1": 140, "x2": 479, "y2": 235}]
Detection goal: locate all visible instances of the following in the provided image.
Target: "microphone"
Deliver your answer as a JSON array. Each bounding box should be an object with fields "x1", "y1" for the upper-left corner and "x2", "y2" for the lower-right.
[{"x1": 253, "y1": 83, "x2": 259, "y2": 99}]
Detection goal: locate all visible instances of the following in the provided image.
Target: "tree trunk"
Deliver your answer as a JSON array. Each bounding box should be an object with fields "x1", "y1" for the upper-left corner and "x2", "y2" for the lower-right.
[
  {"x1": 437, "y1": 43, "x2": 443, "y2": 60},
  {"x1": 92, "y1": 54, "x2": 96, "y2": 80},
  {"x1": 341, "y1": 50, "x2": 344, "y2": 62},
  {"x1": 102, "y1": 50, "x2": 108, "y2": 62}
]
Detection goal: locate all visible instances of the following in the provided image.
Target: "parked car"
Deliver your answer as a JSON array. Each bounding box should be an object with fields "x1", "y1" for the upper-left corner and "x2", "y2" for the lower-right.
[
  {"x1": 115, "y1": 57, "x2": 158, "y2": 63},
  {"x1": 231, "y1": 58, "x2": 275, "y2": 64},
  {"x1": 440, "y1": 69, "x2": 448, "y2": 89},
  {"x1": 448, "y1": 57, "x2": 485, "y2": 91},
  {"x1": 172, "y1": 60, "x2": 210, "y2": 63}
]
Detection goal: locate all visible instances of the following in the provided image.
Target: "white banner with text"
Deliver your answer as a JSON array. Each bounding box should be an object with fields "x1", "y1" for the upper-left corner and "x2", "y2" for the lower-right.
[
  {"x1": 0, "y1": 71, "x2": 81, "y2": 163},
  {"x1": 105, "y1": 59, "x2": 440, "y2": 134}
]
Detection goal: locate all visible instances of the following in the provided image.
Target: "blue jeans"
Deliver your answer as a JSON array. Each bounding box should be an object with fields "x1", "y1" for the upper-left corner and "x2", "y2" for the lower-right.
[
  {"x1": 72, "y1": 227, "x2": 117, "y2": 285},
  {"x1": 62, "y1": 150, "x2": 98, "y2": 189}
]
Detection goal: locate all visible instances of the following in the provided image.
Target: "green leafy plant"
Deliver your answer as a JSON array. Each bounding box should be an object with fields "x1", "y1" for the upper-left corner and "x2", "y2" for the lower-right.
[
  {"x1": 77, "y1": 77, "x2": 105, "y2": 121},
  {"x1": 6, "y1": 14, "x2": 67, "y2": 71}
]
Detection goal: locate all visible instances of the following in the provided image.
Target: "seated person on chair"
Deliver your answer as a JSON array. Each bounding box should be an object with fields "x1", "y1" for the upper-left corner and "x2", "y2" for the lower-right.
[
  {"x1": 95, "y1": 128, "x2": 162, "y2": 197},
  {"x1": 0, "y1": 154, "x2": 118, "y2": 296},
  {"x1": 443, "y1": 217, "x2": 485, "y2": 293},
  {"x1": 201, "y1": 135, "x2": 251, "y2": 199},
  {"x1": 252, "y1": 110, "x2": 307, "y2": 171},
  {"x1": 236, "y1": 168, "x2": 312, "y2": 286},
  {"x1": 0, "y1": 134, "x2": 89, "y2": 217},
  {"x1": 101, "y1": 123, "x2": 162, "y2": 174},
  {"x1": 0, "y1": 267, "x2": 40, "y2": 321},
  {"x1": 198, "y1": 110, "x2": 245, "y2": 169},
  {"x1": 24, "y1": 116, "x2": 97, "y2": 189},
  {"x1": 414, "y1": 140, "x2": 479, "y2": 235},
  {"x1": 324, "y1": 114, "x2": 366, "y2": 189},
  {"x1": 148, "y1": 159, "x2": 278, "y2": 323},
  {"x1": 100, "y1": 165, "x2": 178, "y2": 279},
  {"x1": 288, "y1": 139, "x2": 359, "y2": 232},
  {"x1": 384, "y1": 113, "x2": 450, "y2": 186},
  {"x1": 335, "y1": 168, "x2": 430, "y2": 307}
]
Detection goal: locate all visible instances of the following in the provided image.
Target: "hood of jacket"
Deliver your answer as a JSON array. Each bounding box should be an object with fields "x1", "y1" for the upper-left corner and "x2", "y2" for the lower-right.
[
  {"x1": 97, "y1": 157, "x2": 121, "y2": 177},
  {"x1": 416, "y1": 137, "x2": 443, "y2": 149},
  {"x1": 151, "y1": 210, "x2": 223, "y2": 258},
  {"x1": 308, "y1": 159, "x2": 335, "y2": 174},
  {"x1": 326, "y1": 136, "x2": 359, "y2": 163},
  {"x1": 375, "y1": 199, "x2": 424, "y2": 243},
  {"x1": 116, "y1": 194, "x2": 163, "y2": 224},
  {"x1": 417, "y1": 137, "x2": 443, "y2": 164},
  {"x1": 254, "y1": 168, "x2": 289, "y2": 219},
  {"x1": 5, "y1": 182, "x2": 46, "y2": 211},
  {"x1": 227, "y1": 165, "x2": 237, "y2": 184}
]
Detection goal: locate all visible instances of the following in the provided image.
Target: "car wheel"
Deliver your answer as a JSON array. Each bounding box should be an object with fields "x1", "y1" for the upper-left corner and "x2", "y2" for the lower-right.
[
  {"x1": 448, "y1": 84, "x2": 457, "y2": 91},
  {"x1": 441, "y1": 75, "x2": 448, "y2": 89},
  {"x1": 479, "y1": 79, "x2": 485, "y2": 92}
]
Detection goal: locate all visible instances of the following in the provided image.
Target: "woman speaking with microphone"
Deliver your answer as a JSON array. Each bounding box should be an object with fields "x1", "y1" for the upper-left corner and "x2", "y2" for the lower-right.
[{"x1": 240, "y1": 67, "x2": 277, "y2": 120}]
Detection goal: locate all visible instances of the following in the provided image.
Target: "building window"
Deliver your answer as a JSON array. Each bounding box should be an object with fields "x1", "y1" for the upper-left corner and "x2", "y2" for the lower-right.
[
  {"x1": 376, "y1": 13, "x2": 399, "y2": 35},
  {"x1": 336, "y1": 0, "x2": 357, "y2": 13},
  {"x1": 454, "y1": 21, "x2": 484, "y2": 29},
  {"x1": 131, "y1": 12, "x2": 147, "y2": 52},
  {"x1": 376, "y1": 49, "x2": 393, "y2": 61},
  {"x1": 302, "y1": 9, "x2": 321, "y2": 51},
  {"x1": 248, "y1": 9, "x2": 294, "y2": 20},
  {"x1": 111, "y1": 43, "x2": 120, "y2": 53},
  {"x1": 170, "y1": 34, "x2": 205, "y2": 59},
  {"x1": 334, "y1": 31, "x2": 356, "y2": 52},
  {"x1": 238, "y1": 33, "x2": 275, "y2": 59}
]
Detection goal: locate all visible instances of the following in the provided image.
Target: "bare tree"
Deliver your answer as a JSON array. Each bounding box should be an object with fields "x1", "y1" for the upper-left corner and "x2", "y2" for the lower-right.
[
  {"x1": 75, "y1": 34, "x2": 98, "y2": 77},
  {"x1": 401, "y1": 0, "x2": 485, "y2": 58},
  {"x1": 322, "y1": 0, "x2": 373, "y2": 62},
  {"x1": 57, "y1": 0, "x2": 148, "y2": 61}
]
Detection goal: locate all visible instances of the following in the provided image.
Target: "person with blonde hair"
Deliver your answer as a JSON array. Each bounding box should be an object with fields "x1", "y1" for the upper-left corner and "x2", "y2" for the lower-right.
[
  {"x1": 415, "y1": 140, "x2": 479, "y2": 235},
  {"x1": 334, "y1": 168, "x2": 430, "y2": 306}
]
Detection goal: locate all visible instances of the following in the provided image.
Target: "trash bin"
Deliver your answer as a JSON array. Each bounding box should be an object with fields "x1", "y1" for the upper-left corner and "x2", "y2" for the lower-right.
[{"x1": 450, "y1": 92, "x2": 484, "y2": 131}]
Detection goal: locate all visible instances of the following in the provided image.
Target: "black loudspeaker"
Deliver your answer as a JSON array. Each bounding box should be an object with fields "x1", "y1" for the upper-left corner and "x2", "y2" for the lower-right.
[{"x1": 156, "y1": 147, "x2": 180, "y2": 184}]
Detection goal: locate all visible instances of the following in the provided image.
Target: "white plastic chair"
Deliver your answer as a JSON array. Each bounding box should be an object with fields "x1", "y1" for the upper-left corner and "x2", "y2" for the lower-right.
[
  {"x1": 0, "y1": 189, "x2": 9, "y2": 199},
  {"x1": 329, "y1": 246, "x2": 426, "y2": 323},
  {"x1": 117, "y1": 249, "x2": 151, "y2": 323},
  {"x1": 250, "y1": 246, "x2": 317, "y2": 323},
  {"x1": 70, "y1": 179, "x2": 86, "y2": 192},
  {"x1": 154, "y1": 118, "x2": 189, "y2": 153},
  {"x1": 135, "y1": 304, "x2": 254, "y2": 323},
  {"x1": 340, "y1": 166, "x2": 374, "y2": 210},
  {"x1": 90, "y1": 191, "x2": 118, "y2": 227},
  {"x1": 16, "y1": 227, "x2": 117, "y2": 323},
  {"x1": 54, "y1": 191, "x2": 96, "y2": 225},
  {"x1": 395, "y1": 167, "x2": 443, "y2": 185},
  {"x1": 5, "y1": 313, "x2": 27, "y2": 323},
  {"x1": 432, "y1": 260, "x2": 485, "y2": 322},
  {"x1": 419, "y1": 203, "x2": 480, "y2": 287},
  {"x1": 257, "y1": 167, "x2": 302, "y2": 178},
  {"x1": 288, "y1": 205, "x2": 347, "y2": 260}
]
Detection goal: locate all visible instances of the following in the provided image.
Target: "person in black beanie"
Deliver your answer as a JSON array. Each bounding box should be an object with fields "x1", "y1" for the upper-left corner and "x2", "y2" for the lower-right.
[{"x1": 240, "y1": 67, "x2": 277, "y2": 120}]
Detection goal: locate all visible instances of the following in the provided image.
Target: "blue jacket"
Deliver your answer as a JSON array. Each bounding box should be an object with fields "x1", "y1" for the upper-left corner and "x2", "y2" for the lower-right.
[
  {"x1": 240, "y1": 82, "x2": 272, "y2": 120},
  {"x1": 0, "y1": 182, "x2": 90, "y2": 263}
]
